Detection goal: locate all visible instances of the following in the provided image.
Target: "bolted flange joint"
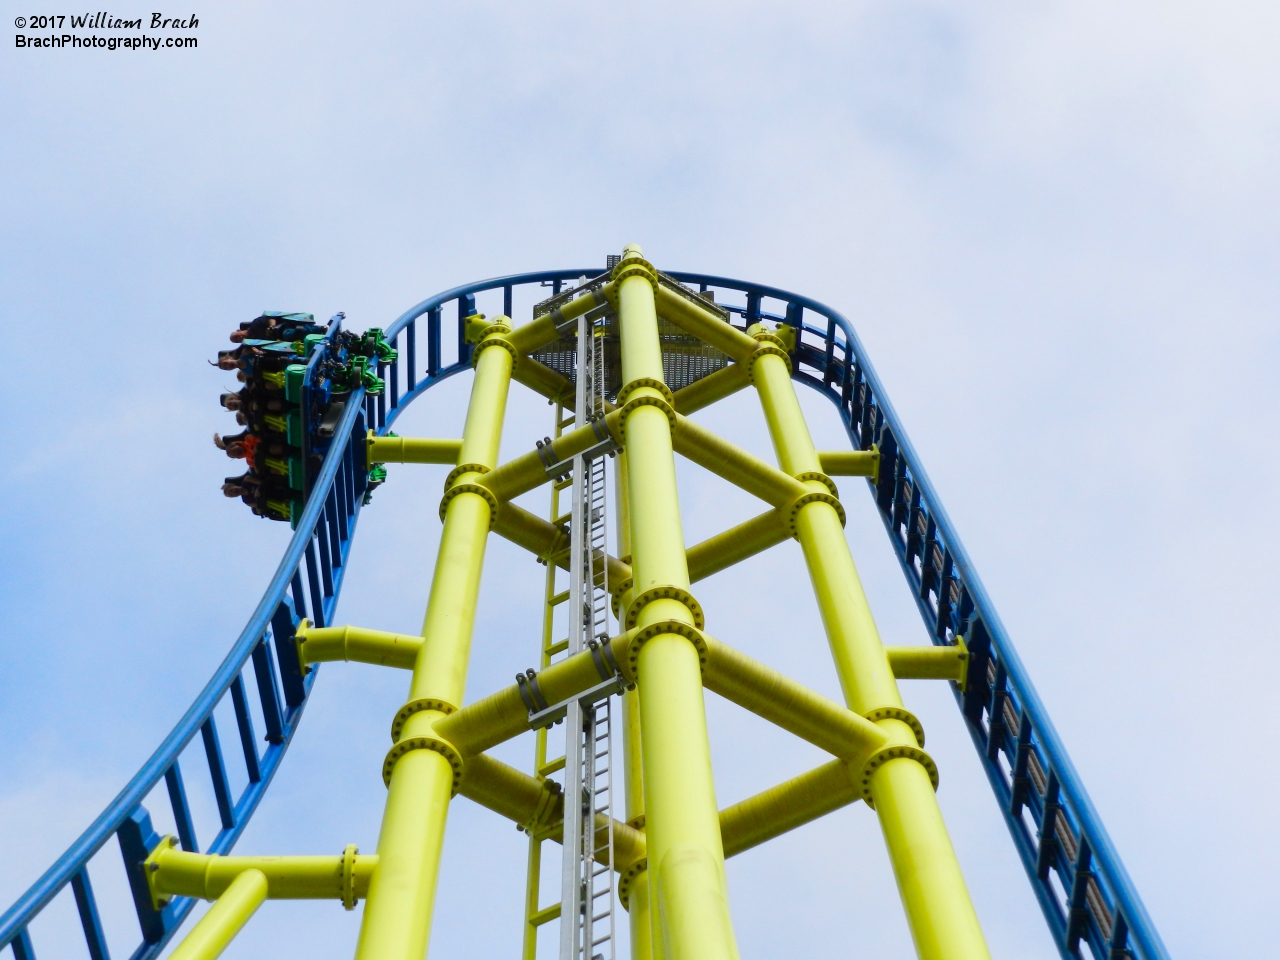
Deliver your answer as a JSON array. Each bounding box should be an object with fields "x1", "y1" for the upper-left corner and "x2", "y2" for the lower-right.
[
  {"x1": 444, "y1": 462, "x2": 491, "y2": 490},
  {"x1": 438, "y1": 481, "x2": 499, "y2": 529},
  {"x1": 382, "y1": 732, "x2": 464, "y2": 794},
  {"x1": 610, "y1": 576, "x2": 634, "y2": 619},
  {"x1": 143, "y1": 834, "x2": 181, "y2": 911},
  {"x1": 746, "y1": 343, "x2": 793, "y2": 381},
  {"x1": 616, "y1": 377, "x2": 674, "y2": 410},
  {"x1": 610, "y1": 254, "x2": 659, "y2": 292},
  {"x1": 390, "y1": 697, "x2": 458, "y2": 742},
  {"x1": 625, "y1": 619, "x2": 708, "y2": 680},
  {"x1": 787, "y1": 490, "x2": 847, "y2": 537},
  {"x1": 748, "y1": 329, "x2": 790, "y2": 352},
  {"x1": 340, "y1": 844, "x2": 359, "y2": 910},
  {"x1": 615, "y1": 378, "x2": 677, "y2": 436},
  {"x1": 294, "y1": 617, "x2": 315, "y2": 676},
  {"x1": 794, "y1": 471, "x2": 840, "y2": 498},
  {"x1": 865, "y1": 705, "x2": 926, "y2": 747},
  {"x1": 618, "y1": 857, "x2": 649, "y2": 911},
  {"x1": 624, "y1": 586, "x2": 705, "y2": 631},
  {"x1": 856, "y1": 743, "x2": 940, "y2": 808},
  {"x1": 520, "y1": 777, "x2": 564, "y2": 840},
  {"x1": 472, "y1": 334, "x2": 519, "y2": 366}
]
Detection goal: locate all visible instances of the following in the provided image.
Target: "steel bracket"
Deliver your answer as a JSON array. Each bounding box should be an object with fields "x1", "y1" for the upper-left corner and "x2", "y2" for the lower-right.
[
  {"x1": 524, "y1": 638, "x2": 627, "y2": 730},
  {"x1": 526, "y1": 675, "x2": 627, "y2": 730},
  {"x1": 541, "y1": 423, "x2": 619, "y2": 481}
]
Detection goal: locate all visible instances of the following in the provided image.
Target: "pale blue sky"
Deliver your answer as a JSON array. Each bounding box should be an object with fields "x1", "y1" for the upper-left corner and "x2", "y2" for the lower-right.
[{"x1": 2, "y1": 2, "x2": 1277, "y2": 958}]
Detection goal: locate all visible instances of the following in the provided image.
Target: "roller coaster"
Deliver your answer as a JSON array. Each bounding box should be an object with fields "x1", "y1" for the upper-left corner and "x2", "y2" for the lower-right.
[{"x1": 0, "y1": 247, "x2": 1170, "y2": 960}]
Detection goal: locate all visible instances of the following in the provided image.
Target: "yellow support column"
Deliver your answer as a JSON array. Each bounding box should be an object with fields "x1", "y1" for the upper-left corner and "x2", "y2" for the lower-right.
[
  {"x1": 748, "y1": 324, "x2": 991, "y2": 960},
  {"x1": 522, "y1": 401, "x2": 574, "y2": 960},
  {"x1": 615, "y1": 446, "x2": 654, "y2": 960},
  {"x1": 613, "y1": 246, "x2": 739, "y2": 960},
  {"x1": 355, "y1": 317, "x2": 515, "y2": 960}
]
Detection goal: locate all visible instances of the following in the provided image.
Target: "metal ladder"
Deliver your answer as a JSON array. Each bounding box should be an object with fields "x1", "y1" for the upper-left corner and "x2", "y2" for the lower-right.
[
  {"x1": 520, "y1": 402, "x2": 575, "y2": 960},
  {"x1": 560, "y1": 298, "x2": 616, "y2": 960},
  {"x1": 522, "y1": 293, "x2": 617, "y2": 960}
]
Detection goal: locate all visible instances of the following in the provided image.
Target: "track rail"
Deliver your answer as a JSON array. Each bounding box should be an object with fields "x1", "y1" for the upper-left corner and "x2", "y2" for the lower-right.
[{"x1": 1, "y1": 269, "x2": 1167, "y2": 960}]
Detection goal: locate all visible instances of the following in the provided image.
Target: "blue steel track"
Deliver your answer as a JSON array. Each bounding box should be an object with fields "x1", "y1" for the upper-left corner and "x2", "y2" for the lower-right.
[{"x1": 0, "y1": 270, "x2": 1169, "y2": 960}]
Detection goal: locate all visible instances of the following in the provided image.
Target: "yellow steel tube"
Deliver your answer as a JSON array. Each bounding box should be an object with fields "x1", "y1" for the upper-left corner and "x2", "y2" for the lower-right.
[
  {"x1": 618, "y1": 260, "x2": 665, "y2": 385},
  {"x1": 750, "y1": 350, "x2": 821, "y2": 477},
  {"x1": 492, "y1": 501, "x2": 632, "y2": 585},
  {"x1": 701, "y1": 634, "x2": 885, "y2": 764},
  {"x1": 750, "y1": 343, "x2": 990, "y2": 960},
  {"x1": 719, "y1": 760, "x2": 860, "y2": 858},
  {"x1": 872, "y1": 759, "x2": 990, "y2": 960},
  {"x1": 511, "y1": 355, "x2": 575, "y2": 407},
  {"x1": 671, "y1": 363, "x2": 751, "y2": 415},
  {"x1": 685, "y1": 509, "x2": 791, "y2": 584},
  {"x1": 652, "y1": 284, "x2": 760, "y2": 364},
  {"x1": 614, "y1": 447, "x2": 645, "y2": 823},
  {"x1": 522, "y1": 836, "x2": 545, "y2": 960},
  {"x1": 149, "y1": 843, "x2": 376, "y2": 902},
  {"x1": 887, "y1": 642, "x2": 968, "y2": 686},
  {"x1": 494, "y1": 500, "x2": 569, "y2": 561},
  {"x1": 627, "y1": 870, "x2": 655, "y2": 960},
  {"x1": 167, "y1": 868, "x2": 267, "y2": 960},
  {"x1": 672, "y1": 414, "x2": 808, "y2": 509},
  {"x1": 434, "y1": 631, "x2": 636, "y2": 756},
  {"x1": 794, "y1": 506, "x2": 903, "y2": 713},
  {"x1": 409, "y1": 504, "x2": 491, "y2": 707},
  {"x1": 295, "y1": 622, "x2": 422, "y2": 672},
  {"x1": 508, "y1": 283, "x2": 614, "y2": 356},
  {"x1": 458, "y1": 752, "x2": 562, "y2": 832},
  {"x1": 507, "y1": 316, "x2": 560, "y2": 357},
  {"x1": 437, "y1": 618, "x2": 895, "y2": 767},
  {"x1": 818, "y1": 449, "x2": 880, "y2": 479},
  {"x1": 355, "y1": 324, "x2": 514, "y2": 960},
  {"x1": 453, "y1": 340, "x2": 512, "y2": 473},
  {"x1": 495, "y1": 495, "x2": 792, "y2": 595},
  {"x1": 617, "y1": 246, "x2": 740, "y2": 960},
  {"x1": 367, "y1": 434, "x2": 462, "y2": 465},
  {"x1": 626, "y1": 416, "x2": 691, "y2": 595},
  {"x1": 481, "y1": 411, "x2": 623, "y2": 503},
  {"x1": 458, "y1": 753, "x2": 647, "y2": 873},
  {"x1": 481, "y1": 448, "x2": 564, "y2": 504},
  {"x1": 461, "y1": 751, "x2": 872, "y2": 873},
  {"x1": 497, "y1": 496, "x2": 790, "y2": 593},
  {"x1": 616, "y1": 448, "x2": 654, "y2": 960}
]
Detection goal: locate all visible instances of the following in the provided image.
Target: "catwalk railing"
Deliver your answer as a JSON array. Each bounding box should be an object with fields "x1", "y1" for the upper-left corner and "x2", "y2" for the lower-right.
[{"x1": 1, "y1": 269, "x2": 1167, "y2": 960}]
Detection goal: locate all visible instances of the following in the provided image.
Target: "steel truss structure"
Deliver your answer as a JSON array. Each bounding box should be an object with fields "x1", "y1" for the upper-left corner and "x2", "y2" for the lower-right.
[{"x1": 0, "y1": 247, "x2": 1169, "y2": 960}]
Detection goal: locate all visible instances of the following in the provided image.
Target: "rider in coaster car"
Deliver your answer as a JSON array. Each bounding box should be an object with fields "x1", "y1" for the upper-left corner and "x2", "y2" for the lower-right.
[
  {"x1": 223, "y1": 473, "x2": 290, "y2": 521},
  {"x1": 213, "y1": 345, "x2": 277, "y2": 374},
  {"x1": 213, "y1": 430, "x2": 249, "y2": 449},
  {"x1": 215, "y1": 399, "x2": 249, "y2": 427},
  {"x1": 222, "y1": 472, "x2": 258, "y2": 503},
  {"x1": 230, "y1": 314, "x2": 328, "y2": 344},
  {"x1": 215, "y1": 342, "x2": 303, "y2": 374},
  {"x1": 222, "y1": 388, "x2": 291, "y2": 416},
  {"x1": 217, "y1": 426, "x2": 297, "y2": 468},
  {"x1": 214, "y1": 431, "x2": 260, "y2": 467}
]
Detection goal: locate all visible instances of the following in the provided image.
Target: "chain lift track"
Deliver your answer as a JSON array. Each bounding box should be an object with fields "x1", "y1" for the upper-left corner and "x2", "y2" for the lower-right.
[{"x1": 0, "y1": 262, "x2": 1169, "y2": 960}]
